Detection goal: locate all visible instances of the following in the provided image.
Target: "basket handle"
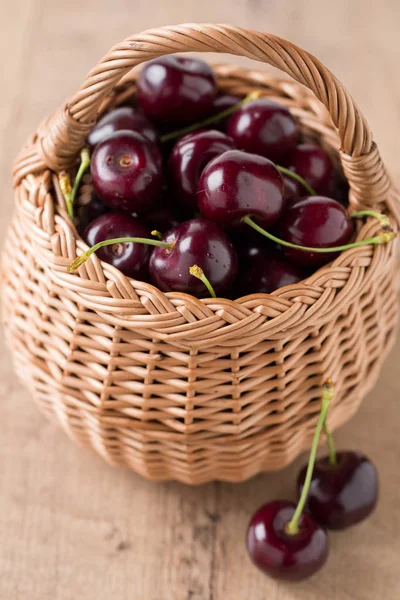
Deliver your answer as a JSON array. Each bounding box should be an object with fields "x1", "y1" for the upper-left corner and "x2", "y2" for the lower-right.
[{"x1": 14, "y1": 23, "x2": 397, "y2": 219}]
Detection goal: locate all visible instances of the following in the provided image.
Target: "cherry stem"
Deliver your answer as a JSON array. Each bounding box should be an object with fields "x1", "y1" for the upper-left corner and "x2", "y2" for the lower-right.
[
  {"x1": 159, "y1": 90, "x2": 262, "y2": 144},
  {"x1": 59, "y1": 148, "x2": 91, "y2": 220},
  {"x1": 276, "y1": 165, "x2": 316, "y2": 196},
  {"x1": 286, "y1": 379, "x2": 335, "y2": 536},
  {"x1": 351, "y1": 210, "x2": 392, "y2": 230},
  {"x1": 67, "y1": 237, "x2": 172, "y2": 273},
  {"x1": 151, "y1": 230, "x2": 163, "y2": 239},
  {"x1": 58, "y1": 172, "x2": 73, "y2": 218},
  {"x1": 189, "y1": 265, "x2": 216, "y2": 298},
  {"x1": 242, "y1": 215, "x2": 396, "y2": 253}
]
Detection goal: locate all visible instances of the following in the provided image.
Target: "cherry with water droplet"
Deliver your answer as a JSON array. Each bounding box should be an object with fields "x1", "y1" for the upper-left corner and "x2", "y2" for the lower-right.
[
  {"x1": 198, "y1": 149, "x2": 285, "y2": 228},
  {"x1": 149, "y1": 218, "x2": 238, "y2": 297}
]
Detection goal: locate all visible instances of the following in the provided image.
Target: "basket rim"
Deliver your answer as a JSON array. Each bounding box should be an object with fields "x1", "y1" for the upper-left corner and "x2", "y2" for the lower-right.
[
  {"x1": 11, "y1": 61, "x2": 399, "y2": 346},
  {"x1": 55, "y1": 67, "x2": 396, "y2": 297}
]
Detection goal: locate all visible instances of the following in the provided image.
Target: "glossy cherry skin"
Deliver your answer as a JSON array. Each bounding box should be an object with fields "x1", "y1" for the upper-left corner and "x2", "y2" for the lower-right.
[
  {"x1": 210, "y1": 94, "x2": 240, "y2": 129},
  {"x1": 137, "y1": 56, "x2": 217, "y2": 127},
  {"x1": 227, "y1": 99, "x2": 298, "y2": 162},
  {"x1": 233, "y1": 235, "x2": 275, "y2": 262},
  {"x1": 247, "y1": 500, "x2": 329, "y2": 581},
  {"x1": 278, "y1": 196, "x2": 354, "y2": 266},
  {"x1": 211, "y1": 94, "x2": 239, "y2": 114},
  {"x1": 297, "y1": 451, "x2": 378, "y2": 530},
  {"x1": 149, "y1": 218, "x2": 238, "y2": 297},
  {"x1": 91, "y1": 130, "x2": 163, "y2": 214},
  {"x1": 198, "y1": 150, "x2": 285, "y2": 228},
  {"x1": 83, "y1": 212, "x2": 152, "y2": 280},
  {"x1": 282, "y1": 173, "x2": 301, "y2": 207},
  {"x1": 289, "y1": 144, "x2": 334, "y2": 195},
  {"x1": 235, "y1": 251, "x2": 305, "y2": 296},
  {"x1": 168, "y1": 129, "x2": 235, "y2": 211},
  {"x1": 87, "y1": 106, "x2": 158, "y2": 149}
]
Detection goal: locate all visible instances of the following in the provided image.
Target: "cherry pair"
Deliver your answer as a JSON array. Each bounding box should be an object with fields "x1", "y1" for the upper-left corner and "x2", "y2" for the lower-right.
[
  {"x1": 247, "y1": 380, "x2": 378, "y2": 581},
  {"x1": 72, "y1": 215, "x2": 238, "y2": 298}
]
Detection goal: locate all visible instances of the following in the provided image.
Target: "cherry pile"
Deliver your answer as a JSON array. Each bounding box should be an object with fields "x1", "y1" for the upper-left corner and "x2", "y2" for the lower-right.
[
  {"x1": 63, "y1": 55, "x2": 395, "y2": 298},
  {"x1": 246, "y1": 380, "x2": 379, "y2": 581}
]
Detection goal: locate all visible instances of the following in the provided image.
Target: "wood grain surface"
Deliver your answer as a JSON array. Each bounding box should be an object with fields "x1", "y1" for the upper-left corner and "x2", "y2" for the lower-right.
[{"x1": 1, "y1": 1, "x2": 399, "y2": 599}]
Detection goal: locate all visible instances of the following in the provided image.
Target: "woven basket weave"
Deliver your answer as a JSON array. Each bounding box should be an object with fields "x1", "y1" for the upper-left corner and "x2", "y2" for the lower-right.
[{"x1": 2, "y1": 24, "x2": 399, "y2": 484}]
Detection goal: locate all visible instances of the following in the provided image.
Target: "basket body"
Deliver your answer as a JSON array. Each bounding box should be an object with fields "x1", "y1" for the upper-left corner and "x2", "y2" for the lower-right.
[{"x1": 2, "y1": 28, "x2": 399, "y2": 484}]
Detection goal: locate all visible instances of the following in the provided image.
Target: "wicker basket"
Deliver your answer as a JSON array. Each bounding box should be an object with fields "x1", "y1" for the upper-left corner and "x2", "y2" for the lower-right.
[{"x1": 3, "y1": 24, "x2": 399, "y2": 484}]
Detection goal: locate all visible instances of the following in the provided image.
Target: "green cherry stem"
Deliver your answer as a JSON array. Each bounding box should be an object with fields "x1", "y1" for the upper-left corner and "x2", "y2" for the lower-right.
[
  {"x1": 159, "y1": 90, "x2": 262, "y2": 144},
  {"x1": 189, "y1": 265, "x2": 217, "y2": 298},
  {"x1": 276, "y1": 165, "x2": 316, "y2": 196},
  {"x1": 286, "y1": 379, "x2": 335, "y2": 535},
  {"x1": 351, "y1": 210, "x2": 392, "y2": 230},
  {"x1": 59, "y1": 148, "x2": 91, "y2": 220},
  {"x1": 71, "y1": 148, "x2": 91, "y2": 206},
  {"x1": 242, "y1": 215, "x2": 396, "y2": 253},
  {"x1": 67, "y1": 237, "x2": 172, "y2": 273}
]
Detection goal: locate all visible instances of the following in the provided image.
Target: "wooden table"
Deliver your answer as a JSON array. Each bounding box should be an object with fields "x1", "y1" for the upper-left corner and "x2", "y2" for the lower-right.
[{"x1": 1, "y1": 1, "x2": 399, "y2": 598}]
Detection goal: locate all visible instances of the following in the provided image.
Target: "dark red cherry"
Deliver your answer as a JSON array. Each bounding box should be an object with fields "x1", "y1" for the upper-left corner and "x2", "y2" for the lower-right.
[
  {"x1": 210, "y1": 94, "x2": 240, "y2": 129},
  {"x1": 83, "y1": 212, "x2": 152, "y2": 279},
  {"x1": 87, "y1": 106, "x2": 158, "y2": 149},
  {"x1": 142, "y1": 194, "x2": 181, "y2": 233},
  {"x1": 235, "y1": 251, "x2": 305, "y2": 296},
  {"x1": 143, "y1": 206, "x2": 180, "y2": 233},
  {"x1": 289, "y1": 144, "x2": 334, "y2": 195},
  {"x1": 226, "y1": 99, "x2": 298, "y2": 162},
  {"x1": 137, "y1": 56, "x2": 217, "y2": 127},
  {"x1": 297, "y1": 451, "x2": 378, "y2": 530},
  {"x1": 282, "y1": 173, "x2": 301, "y2": 207},
  {"x1": 278, "y1": 196, "x2": 354, "y2": 266},
  {"x1": 168, "y1": 129, "x2": 235, "y2": 211},
  {"x1": 76, "y1": 192, "x2": 109, "y2": 233},
  {"x1": 198, "y1": 150, "x2": 285, "y2": 228},
  {"x1": 247, "y1": 500, "x2": 329, "y2": 581},
  {"x1": 91, "y1": 130, "x2": 163, "y2": 213},
  {"x1": 332, "y1": 175, "x2": 350, "y2": 206},
  {"x1": 149, "y1": 218, "x2": 238, "y2": 297},
  {"x1": 233, "y1": 235, "x2": 275, "y2": 262},
  {"x1": 211, "y1": 94, "x2": 239, "y2": 114}
]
